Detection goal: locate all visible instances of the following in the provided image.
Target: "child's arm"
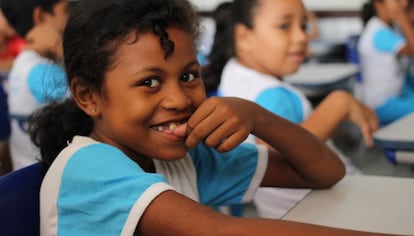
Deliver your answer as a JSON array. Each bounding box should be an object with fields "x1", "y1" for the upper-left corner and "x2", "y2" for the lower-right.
[
  {"x1": 137, "y1": 190, "x2": 398, "y2": 236},
  {"x1": 301, "y1": 90, "x2": 378, "y2": 147},
  {"x1": 181, "y1": 96, "x2": 345, "y2": 189}
]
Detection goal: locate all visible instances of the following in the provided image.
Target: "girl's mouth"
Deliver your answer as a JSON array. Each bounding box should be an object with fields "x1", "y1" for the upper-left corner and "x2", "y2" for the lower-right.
[{"x1": 151, "y1": 119, "x2": 188, "y2": 133}]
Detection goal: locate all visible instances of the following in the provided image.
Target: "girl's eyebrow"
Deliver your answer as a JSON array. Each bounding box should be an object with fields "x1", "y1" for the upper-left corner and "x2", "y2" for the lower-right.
[
  {"x1": 136, "y1": 60, "x2": 200, "y2": 74},
  {"x1": 183, "y1": 60, "x2": 200, "y2": 70}
]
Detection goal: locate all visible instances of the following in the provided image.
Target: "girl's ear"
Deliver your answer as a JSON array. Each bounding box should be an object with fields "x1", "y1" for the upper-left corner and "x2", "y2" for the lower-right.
[
  {"x1": 234, "y1": 23, "x2": 253, "y2": 55},
  {"x1": 70, "y1": 77, "x2": 101, "y2": 117},
  {"x1": 32, "y1": 6, "x2": 45, "y2": 25}
]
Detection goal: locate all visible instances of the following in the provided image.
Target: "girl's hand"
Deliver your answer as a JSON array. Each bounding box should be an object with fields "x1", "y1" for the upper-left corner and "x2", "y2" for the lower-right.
[
  {"x1": 182, "y1": 97, "x2": 257, "y2": 152},
  {"x1": 24, "y1": 23, "x2": 62, "y2": 61},
  {"x1": 346, "y1": 95, "x2": 379, "y2": 147}
]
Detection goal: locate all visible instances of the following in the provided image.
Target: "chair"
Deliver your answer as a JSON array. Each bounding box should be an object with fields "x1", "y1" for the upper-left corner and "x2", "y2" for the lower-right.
[{"x1": 0, "y1": 162, "x2": 44, "y2": 236}]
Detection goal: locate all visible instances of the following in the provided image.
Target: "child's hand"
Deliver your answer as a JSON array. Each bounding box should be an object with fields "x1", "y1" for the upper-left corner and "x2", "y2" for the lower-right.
[
  {"x1": 183, "y1": 97, "x2": 256, "y2": 152},
  {"x1": 24, "y1": 23, "x2": 63, "y2": 61},
  {"x1": 346, "y1": 95, "x2": 379, "y2": 147}
]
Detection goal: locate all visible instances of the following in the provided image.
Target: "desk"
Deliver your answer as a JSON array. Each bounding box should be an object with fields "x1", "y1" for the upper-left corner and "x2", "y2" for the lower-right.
[
  {"x1": 282, "y1": 175, "x2": 414, "y2": 235},
  {"x1": 285, "y1": 63, "x2": 358, "y2": 97},
  {"x1": 373, "y1": 112, "x2": 414, "y2": 164},
  {"x1": 374, "y1": 112, "x2": 414, "y2": 151}
]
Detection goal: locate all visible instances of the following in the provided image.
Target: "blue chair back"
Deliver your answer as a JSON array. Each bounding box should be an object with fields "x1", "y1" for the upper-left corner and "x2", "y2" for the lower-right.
[
  {"x1": 345, "y1": 35, "x2": 362, "y2": 83},
  {"x1": 0, "y1": 162, "x2": 44, "y2": 236}
]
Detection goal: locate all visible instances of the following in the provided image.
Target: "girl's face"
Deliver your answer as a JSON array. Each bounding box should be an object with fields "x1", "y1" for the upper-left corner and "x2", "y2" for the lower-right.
[
  {"x1": 236, "y1": 0, "x2": 308, "y2": 77},
  {"x1": 91, "y1": 28, "x2": 206, "y2": 168}
]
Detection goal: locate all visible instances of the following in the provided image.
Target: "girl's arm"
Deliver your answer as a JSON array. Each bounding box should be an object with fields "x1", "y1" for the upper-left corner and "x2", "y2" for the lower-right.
[
  {"x1": 137, "y1": 190, "x2": 398, "y2": 236},
  {"x1": 301, "y1": 90, "x2": 378, "y2": 147},
  {"x1": 182, "y1": 96, "x2": 345, "y2": 189}
]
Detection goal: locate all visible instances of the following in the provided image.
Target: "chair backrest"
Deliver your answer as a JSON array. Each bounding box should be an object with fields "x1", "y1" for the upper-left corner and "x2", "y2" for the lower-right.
[
  {"x1": 345, "y1": 34, "x2": 362, "y2": 83},
  {"x1": 0, "y1": 162, "x2": 44, "y2": 236}
]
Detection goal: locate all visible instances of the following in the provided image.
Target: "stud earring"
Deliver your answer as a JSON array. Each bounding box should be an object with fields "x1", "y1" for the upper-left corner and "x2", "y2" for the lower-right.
[{"x1": 92, "y1": 108, "x2": 97, "y2": 113}]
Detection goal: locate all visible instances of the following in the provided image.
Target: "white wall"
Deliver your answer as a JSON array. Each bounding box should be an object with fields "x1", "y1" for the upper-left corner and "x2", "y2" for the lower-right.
[
  {"x1": 189, "y1": 0, "x2": 368, "y2": 11},
  {"x1": 302, "y1": 0, "x2": 367, "y2": 11}
]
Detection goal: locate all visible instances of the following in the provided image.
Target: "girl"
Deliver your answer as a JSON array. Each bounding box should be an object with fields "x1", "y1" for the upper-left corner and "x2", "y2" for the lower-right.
[
  {"x1": 359, "y1": 0, "x2": 414, "y2": 125},
  {"x1": 29, "y1": 0, "x2": 394, "y2": 235},
  {"x1": 205, "y1": 0, "x2": 378, "y2": 219}
]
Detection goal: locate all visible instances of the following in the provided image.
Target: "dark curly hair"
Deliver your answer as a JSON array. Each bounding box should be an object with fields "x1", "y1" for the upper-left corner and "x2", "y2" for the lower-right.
[{"x1": 28, "y1": 0, "x2": 200, "y2": 168}]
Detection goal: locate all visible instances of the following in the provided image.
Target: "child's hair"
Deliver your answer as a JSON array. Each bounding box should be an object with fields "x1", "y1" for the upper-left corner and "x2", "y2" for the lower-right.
[
  {"x1": 202, "y1": 0, "x2": 261, "y2": 94},
  {"x1": 0, "y1": 0, "x2": 63, "y2": 37},
  {"x1": 361, "y1": 0, "x2": 381, "y2": 26},
  {"x1": 408, "y1": 0, "x2": 414, "y2": 12},
  {"x1": 28, "y1": 0, "x2": 201, "y2": 168}
]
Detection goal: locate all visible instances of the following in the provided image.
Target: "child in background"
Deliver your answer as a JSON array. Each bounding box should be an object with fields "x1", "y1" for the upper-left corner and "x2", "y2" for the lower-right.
[
  {"x1": 205, "y1": 0, "x2": 378, "y2": 219},
  {"x1": 0, "y1": 0, "x2": 69, "y2": 171},
  {"x1": 358, "y1": 0, "x2": 414, "y2": 125},
  {"x1": 28, "y1": 0, "x2": 396, "y2": 235}
]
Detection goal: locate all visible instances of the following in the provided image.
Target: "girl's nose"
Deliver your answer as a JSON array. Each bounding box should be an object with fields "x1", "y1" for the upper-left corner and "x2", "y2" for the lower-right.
[
  {"x1": 162, "y1": 84, "x2": 192, "y2": 111},
  {"x1": 294, "y1": 26, "x2": 308, "y2": 44}
]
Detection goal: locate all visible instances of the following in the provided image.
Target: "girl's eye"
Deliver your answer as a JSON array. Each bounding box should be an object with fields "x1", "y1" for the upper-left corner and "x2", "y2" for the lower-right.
[
  {"x1": 140, "y1": 78, "x2": 160, "y2": 88},
  {"x1": 302, "y1": 23, "x2": 308, "y2": 32},
  {"x1": 279, "y1": 23, "x2": 291, "y2": 30},
  {"x1": 180, "y1": 72, "x2": 199, "y2": 83}
]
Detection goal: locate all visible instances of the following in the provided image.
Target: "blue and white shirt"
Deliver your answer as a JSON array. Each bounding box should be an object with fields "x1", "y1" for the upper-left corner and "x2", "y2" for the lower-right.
[
  {"x1": 358, "y1": 17, "x2": 406, "y2": 108},
  {"x1": 40, "y1": 136, "x2": 268, "y2": 236},
  {"x1": 7, "y1": 50, "x2": 67, "y2": 170}
]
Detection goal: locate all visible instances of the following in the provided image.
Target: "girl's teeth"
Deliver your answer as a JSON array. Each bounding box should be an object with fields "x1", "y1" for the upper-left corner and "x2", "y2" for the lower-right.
[{"x1": 169, "y1": 123, "x2": 177, "y2": 130}]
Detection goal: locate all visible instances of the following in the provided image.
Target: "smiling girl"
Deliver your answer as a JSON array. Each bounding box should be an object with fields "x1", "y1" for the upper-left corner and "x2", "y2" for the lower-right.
[{"x1": 27, "y1": 0, "x2": 396, "y2": 235}]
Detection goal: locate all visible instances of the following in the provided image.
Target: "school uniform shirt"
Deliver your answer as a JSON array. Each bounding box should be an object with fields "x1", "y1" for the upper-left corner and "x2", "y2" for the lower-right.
[
  {"x1": 7, "y1": 50, "x2": 67, "y2": 170},
  {"x1": 40, "y1": 136, "x2": 268, "y2": 236},
  {"x1": 219, "y1": 58, "x2": 313, "y2": 219},
  {"x1": 358, "y1": 16, "x2": 406, "y2": 108}
]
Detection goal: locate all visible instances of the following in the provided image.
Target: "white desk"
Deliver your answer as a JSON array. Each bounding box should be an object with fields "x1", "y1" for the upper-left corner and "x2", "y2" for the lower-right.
[
  {"x1": 373, "y1": 112, "x2": 414, "y2": 164},
  {"x1": 282, "y1": 175, "x2": 414, "y2": 235},
  {"x1": 285, "y1": 63, "x2": 359, "y2": 97},
  {"x1": 374, "y1": 112, "x2": 414, "y2": 151}
]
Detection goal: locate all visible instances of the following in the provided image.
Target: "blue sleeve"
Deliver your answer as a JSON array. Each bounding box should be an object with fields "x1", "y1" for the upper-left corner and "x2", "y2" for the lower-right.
[
  {"x1": 373, "y1": 28, "x2": 406, "y2": 53},
  {"x1": 27, "y1": 63, "x2": 68, "y2": 103},
  {"x1": 58, "y1": 144, "x2": 169, "y2": 235},
  {"x1": 255, "y1": 87, "x2": 304, "y2": 124},
  {"x1": 190, "y1": 143, "x2": 260, "y2": 206}
]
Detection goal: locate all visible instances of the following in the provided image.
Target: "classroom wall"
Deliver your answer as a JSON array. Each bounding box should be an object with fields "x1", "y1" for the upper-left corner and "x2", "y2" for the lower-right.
[
  {"x1": 302, "y1": 0, "x2": 366, "y2": 11},
  {"x1": 189, "y1": 0, "x2": 368, "y2": 11}
]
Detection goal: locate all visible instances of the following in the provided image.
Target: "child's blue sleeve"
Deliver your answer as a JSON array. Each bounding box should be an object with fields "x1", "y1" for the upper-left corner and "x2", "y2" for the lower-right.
[
  {"x1": 190, "y1": 143, "x2": 268, "y2": 206},
  {"x1": 27, "y1": 63, "x2": 68, "y2": 103},
  {"x1": 373, "y1": 28, "x2": 406, "y2": 53},
  {"x1": 57, "y1": 143, "x2": 172, "y2": 235},
  {"x1": 255, "y1": 87, "x2": 304, "y2": 124}
]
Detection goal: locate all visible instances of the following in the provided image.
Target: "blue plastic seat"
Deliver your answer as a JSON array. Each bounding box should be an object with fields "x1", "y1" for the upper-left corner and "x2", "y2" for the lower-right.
[{"x1": 0, "y1": 162, "x2": 43, "y2": 236}]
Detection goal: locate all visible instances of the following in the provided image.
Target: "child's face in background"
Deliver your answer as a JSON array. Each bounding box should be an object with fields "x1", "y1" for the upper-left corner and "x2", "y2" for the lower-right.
[
  {"x1": 237, "y1": 0, "x2": 308, "y2": 78},
  {"x1": 91, "y1": 28, "x2": 205, "y2": 166}
]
